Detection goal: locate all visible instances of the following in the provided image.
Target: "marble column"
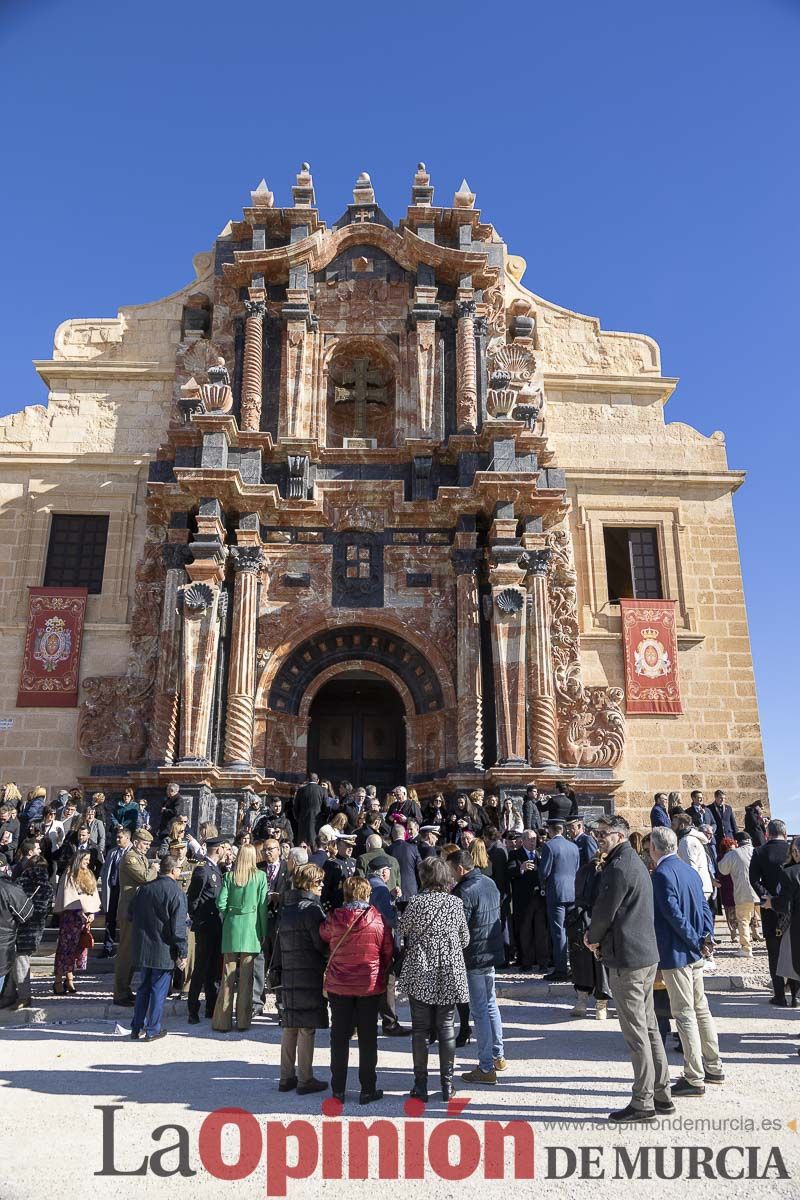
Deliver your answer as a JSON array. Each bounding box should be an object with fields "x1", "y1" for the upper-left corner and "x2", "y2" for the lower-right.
[
  {"x1": 148, "y1": 543, "x2": 187, "y2": 765},
  {"x1": 178, "y1": 580, "x2": 222, "y2": 765},
  {"x1": 454, "y1": 559, "x2": 483, "y2": 770},
  {"x1": 525, "y1": 549, "x2": 559, "y2": 768},
  {"x1": 489, "y1": 562, "x2": 528, "y2": 765},
  {"x1": 223, "y1": 547, "x2": 263, "y2": 769},
  {"x1": 456, "y1": 297, "x2": 478, "y2": 433},
  {"x1": 240, "y1": 297, "x2": 265, "y2": 432}
]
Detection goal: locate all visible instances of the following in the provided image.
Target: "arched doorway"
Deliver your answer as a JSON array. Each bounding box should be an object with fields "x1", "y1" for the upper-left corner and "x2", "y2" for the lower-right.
[{"x1": 307, "y1": 670, "x2": 406, "y2": 791}]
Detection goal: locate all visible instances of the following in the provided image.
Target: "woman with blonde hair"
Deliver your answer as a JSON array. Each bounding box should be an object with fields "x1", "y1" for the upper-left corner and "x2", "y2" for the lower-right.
[
  {"x1": 329, "y1": 812, "x2": 349, "y2": 834},
  {"x1": 469, "y1": 837, "x2": 492, "y2": 877},
  {"x1": 213, "y1": 844, "x2": 268, "y2": 1032},
  {"x1": 53, "y1": 849, "x2": 101, "y2": 994}
]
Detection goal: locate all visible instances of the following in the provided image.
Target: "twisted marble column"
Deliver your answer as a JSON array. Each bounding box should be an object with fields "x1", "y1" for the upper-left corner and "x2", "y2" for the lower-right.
[
  {"x1": 240, "y1": 298, "x2": 265, "y2": 431},
  {"x1": 223, "y1": 547, "x2": 263, "y2": 768},
  {"x1": 148, "y1": 543, "x2": 186, "y2": 765},
  {"x1": 456, "y1": 298, "x2": 478, "y2": 433},
  {"x1": 455, "y1": 566, "x2": 483, "y2": 770},
  {"x1": 526, "y1": 549, "x2": 559, "y2": 767}
]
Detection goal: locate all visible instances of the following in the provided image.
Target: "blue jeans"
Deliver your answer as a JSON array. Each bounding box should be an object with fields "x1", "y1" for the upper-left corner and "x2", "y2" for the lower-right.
[
  {"x1": 548, "y1": 902, "x2": 570, "y2": 973},
  {"x1": 467, "y1": 968, "x2": 504, "y2": 1072},
  {"x1": 0, "y1": 974, "x2": 5, "y2": 994},
  {"x1": 132, "y1": 967, "x2": 173, "y2": 1036}
]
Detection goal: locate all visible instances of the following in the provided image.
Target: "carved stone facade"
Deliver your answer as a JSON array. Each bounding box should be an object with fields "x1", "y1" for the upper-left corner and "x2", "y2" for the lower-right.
[{"x1": 0, "y1": 164, "x2": 768, "y2": 828}]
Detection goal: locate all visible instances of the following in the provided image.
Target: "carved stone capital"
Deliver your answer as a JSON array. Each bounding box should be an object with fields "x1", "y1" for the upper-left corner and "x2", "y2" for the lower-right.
[
  {"x1": 162, "y1": 543, "x2": 190, "y2": 572},
  {"x1": 244, "y1": 298, "x2": 266, "y2": 320},
  {"x1": 524, "y1": 549, "x2": 551, "y2": 578},
  {"x1": 230, "y1": 546, "x2": 264, "y2": 575},
  {"x1": 456, "y1": 299, "x2": 477, "y2": 320}
]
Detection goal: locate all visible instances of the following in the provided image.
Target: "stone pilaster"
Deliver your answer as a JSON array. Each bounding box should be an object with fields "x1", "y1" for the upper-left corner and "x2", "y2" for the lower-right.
[
  {"x1": 178, "y1": 550, "x2": 225, "y2": 765},
  {"x1": 148, "y1": 543, "x2": 187, "y2": 765},
  {"x1": 453, "y1": 544, "x2": 483, "y2": 771},
  {"x1": 489, "y1": 560, "x2": 528, "y2": 766},
  {"x1": 456, "y1": 295, "x2": 478, "y2": 433},
  {"x1": 223, "y1": 547, "x2": 264, "y2": 769},
  {"x1": 240, "y1": 297, "x2": 265, "y2": 431},
  {"x1": 525, "y1": 549, "x2": 559, "y2": 768}
]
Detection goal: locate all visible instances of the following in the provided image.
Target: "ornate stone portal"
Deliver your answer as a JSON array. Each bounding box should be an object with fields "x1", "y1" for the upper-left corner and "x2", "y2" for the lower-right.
[{"x1": 75, "y1": 164, "x2": 628, "y2": 824}]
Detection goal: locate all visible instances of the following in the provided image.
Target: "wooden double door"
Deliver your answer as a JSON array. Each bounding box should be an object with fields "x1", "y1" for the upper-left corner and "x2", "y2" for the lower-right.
[{"x1": 308, "y1": 677, "x2": 406, "y2": 792}]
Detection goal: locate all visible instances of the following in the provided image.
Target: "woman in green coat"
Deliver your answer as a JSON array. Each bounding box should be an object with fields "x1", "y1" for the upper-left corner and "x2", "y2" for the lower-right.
[{"x1": 212, "y1": 845, "x2": 268, "y2": 1032}]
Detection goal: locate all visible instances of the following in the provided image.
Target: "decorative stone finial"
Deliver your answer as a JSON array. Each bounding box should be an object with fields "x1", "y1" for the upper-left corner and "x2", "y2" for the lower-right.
[
  {"x1": 201, "y1": 357, "x2": 233, "y2": 413},
  {"x1": 250, "y1": 179, "x2": 274, "y2": 208},
  {"x1": 454, "y1": 178, "x2": 476, "y2": 209},
  {"x1": 411, "y1": 161, "x2": 434, "y2": 206},
  {"x1": 353, "y1": 170, "x2": 376, "y2": 206},
  {"x1": 293, "y1": 162, "x2": 315, "y2": 207}
]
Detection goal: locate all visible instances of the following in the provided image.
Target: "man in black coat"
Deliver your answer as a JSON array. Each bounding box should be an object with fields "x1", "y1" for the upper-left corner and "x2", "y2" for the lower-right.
[
  {"x1": 449, "y1": 849, "x2": 506, "y2": 1084},
  {"x1": 537, "y1": 790, "x2": 575, "y2": 823},
  {"x1": 522, "y1": 786, "x2": 543, "y2": 833},
  {"x1": 687, "y1": 790, "x2": 708, "y2": 828},
  {"x1": 750, "y1": 819, "x2": 793, "y2": 1004},
  {"x1": 321, "y1": 834, "x2": 357, "y2": 911},
  {"x1": 417, "y1": 826, "x2": 441, "y2": 860},
  {"x1": 507, "y1": 830, "x2": 545, "y2": 970},
  {"x1": 130, "y1": 855, "x2": 188, "y2": 1041},
  {"x1": 292, "y1": 775, "x2": 328, "y2": 847},
  {"x1": 388, "y1": 824, "x2": 421, "y2": 900},
  {"x1": 0, "y1": 858, "x2": 32, "y2": 997},
  {"x1": 186, "y1": 837, "x2": 227, "y2": 1024},
  {"x1": 585, "y1": 815, "x2": 671, "y2": 1123}
]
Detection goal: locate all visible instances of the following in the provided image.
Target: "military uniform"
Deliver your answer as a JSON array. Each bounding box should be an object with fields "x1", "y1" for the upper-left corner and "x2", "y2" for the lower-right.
[
  {"x1": 186, "y1": 855, "x2": 224, "y2": 1020},
  {"x1": 113, "y1": 842, "x2": 157, "y2": 1004}
]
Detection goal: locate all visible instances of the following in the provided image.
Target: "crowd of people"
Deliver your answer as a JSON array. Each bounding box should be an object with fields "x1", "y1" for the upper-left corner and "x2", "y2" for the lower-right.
[{"x1": 0, "y1": 776, "x2": 798, "y2": 1121}]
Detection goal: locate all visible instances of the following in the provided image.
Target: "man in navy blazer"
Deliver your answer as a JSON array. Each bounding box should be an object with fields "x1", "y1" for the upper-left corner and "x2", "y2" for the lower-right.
[
  {"x1": 538, "y1": 820, "x2": 580, "y2": 980},
  {"x1": 650, "y1": 825, "x2": 724, "y2": 1096},
  {"x1": 650, "y1": 793, "x2": 672, "y2": 829},
  {"x1": 388, "y1": 824, "x2": 421, "y2": 900}
]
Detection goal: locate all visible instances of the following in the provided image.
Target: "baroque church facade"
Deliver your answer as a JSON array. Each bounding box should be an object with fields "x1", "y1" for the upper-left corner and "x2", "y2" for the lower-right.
[{"x1": 0, "y1": 165, "x2": 767, "y2": 828}]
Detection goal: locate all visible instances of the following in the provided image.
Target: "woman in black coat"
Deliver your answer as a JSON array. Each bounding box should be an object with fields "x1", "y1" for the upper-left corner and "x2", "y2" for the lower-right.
[
  {"x1": 765, "y1": 837, "x2": 800, "y2": 1025},
  {"x1": 273, "y1": 863, "x2": 329, "y2": 1094},
  {"x1": 567, "y1": 855, "x2": 611, "y2": 1019}
]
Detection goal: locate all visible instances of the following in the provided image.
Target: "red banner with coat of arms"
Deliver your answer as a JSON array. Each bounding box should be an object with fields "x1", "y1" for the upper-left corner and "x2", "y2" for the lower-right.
[
  {"x1": 620, "y1": 598, "x2": 682, "y2": 715},
  {"x1": 16, "y1": 587, "x2": 88, "y2": 707}
]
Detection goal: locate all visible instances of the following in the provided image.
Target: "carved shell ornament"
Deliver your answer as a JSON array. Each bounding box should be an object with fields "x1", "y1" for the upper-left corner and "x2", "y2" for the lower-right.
[
  {"x1": 495, "y1": 587, "x2": 524, "y2": 614},
  {"x1": 489, "y1": 343, "x2": 536, "y2": 383},
  {"x1": 182, "y1": 583, "x2": 215, "y2": 613}
]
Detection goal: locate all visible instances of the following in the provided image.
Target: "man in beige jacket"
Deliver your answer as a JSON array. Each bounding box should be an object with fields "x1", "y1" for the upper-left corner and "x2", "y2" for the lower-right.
[{"x1": 113, "y1": 828, "x2": 157, "y2": 1005}]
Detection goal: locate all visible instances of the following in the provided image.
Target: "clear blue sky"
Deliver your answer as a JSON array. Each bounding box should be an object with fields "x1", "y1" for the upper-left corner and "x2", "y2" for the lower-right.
[{"x1": 1, "y1": 0, "x2": 797, "y2": 821}]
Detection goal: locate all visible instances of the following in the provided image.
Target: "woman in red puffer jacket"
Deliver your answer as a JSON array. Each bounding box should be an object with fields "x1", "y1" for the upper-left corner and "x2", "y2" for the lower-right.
[{"x1": 320, "y1": 874, "x2": 393, "y2": 1106}]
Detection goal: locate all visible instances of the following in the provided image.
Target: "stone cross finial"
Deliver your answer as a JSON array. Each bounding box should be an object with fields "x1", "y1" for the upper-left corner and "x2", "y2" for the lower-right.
[
  {"x1": 454, "y1": 178, "x2": 476, "y2": 209},
  {"x1": 250, "y1": 179, "x2": 274, "y2": 208}
]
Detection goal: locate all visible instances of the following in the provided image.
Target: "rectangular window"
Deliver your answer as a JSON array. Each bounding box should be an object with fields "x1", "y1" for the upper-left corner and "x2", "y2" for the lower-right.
[
  {"x1": 603, "y1": 526, "x2": 662, "y2": 603},
  {"x1": 44, "y1": 514, "x2": 109, "y2": 594}
]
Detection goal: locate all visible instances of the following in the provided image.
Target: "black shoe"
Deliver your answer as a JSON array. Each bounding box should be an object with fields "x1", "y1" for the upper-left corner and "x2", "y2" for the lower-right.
[
  {"x1": 608, "y1": 1104, "x2": 657, "y2": 1123},
  {"x1": 297, "y1": 1079, "x2": 328, "y2": 1095},
  {"x1": 188, "y1": 1013, "x2": 201, "y2": 1025},
  {"x1": 130, "y1": 1029, "x2": 141, "y2": 1040},
  {"x1": 114, "y1": 997, "x2": 135, "y2": 1007},
  {"x1": 278, "y1": 1076, "x2": 298, "y2": 1092},
  {"x1": 441, "y1": 1081, "x2": 456, "y2": 1101},
  {"x1": 769, "y1": 995, "x2": 788, "y2": 1007},
  {"x1": 382, "y1": 1023, "x2": 411, "y2": 1037},
  {"x1": 359, "y1": 1089, "x2": 383, "y2": 1105},
  {"x1": 455, "y1": 1027, "x2": 472, "y2": 1048},
  {"x1": 145, "y1": 1029, "x2": 168, "y2": 1043},
  {"x1": 671, "y1": 1077, "x2": 705, "y2": 1097},
  {"x1": 704, "y1": 1070, "x2": 725, "y2": 1085},
  {"x1": 410, "y1": 1081, "x2": 428, "y2": 1102},
  {"x1": 332, "y1": 1091, "x2": 346, "y2": 1102},
  {"x1": 543, "y1": 971, "x2": 570, "y2": 982},
  {"x1": 655, "y1": 1099, "x2": 676, "y2": 1114}
]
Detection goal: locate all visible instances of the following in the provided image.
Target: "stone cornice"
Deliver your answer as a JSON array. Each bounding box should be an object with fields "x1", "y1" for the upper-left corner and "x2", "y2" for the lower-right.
[
  {"x1": 564, "y1": 467, "x2": 746, "y2": 493},
  {"x1": 543, "y1": 372, "x2": 678, "y2": 404},
  {"x1": 34, "y1": 360, "x2": 174, "y2": 385}
]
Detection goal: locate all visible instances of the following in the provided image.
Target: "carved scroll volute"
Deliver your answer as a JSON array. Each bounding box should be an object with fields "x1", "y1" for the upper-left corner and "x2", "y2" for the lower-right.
[{"x1": 546, "y1": 526, "x2": 626, "y2": 768}]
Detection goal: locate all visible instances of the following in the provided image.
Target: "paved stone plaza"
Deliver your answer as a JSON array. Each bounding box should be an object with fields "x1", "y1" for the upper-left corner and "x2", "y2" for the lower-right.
[{"x1": 2, "y1": 957, "x2": 798, "y2": 1200}]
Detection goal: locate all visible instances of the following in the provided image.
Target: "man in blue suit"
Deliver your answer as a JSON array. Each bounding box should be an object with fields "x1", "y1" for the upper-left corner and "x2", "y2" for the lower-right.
[
  {"x1": 650, "y1": 793, "x2": 672, "y2": 828},
  {"x1": 650, "y1": 825, "x2": 724, "y2": 1097},
  {"x1": 538, "y1": 820, "x2": 580, "y2": 980},
  {"x1": 566, "y1": 816, "x2": 598, "y2": 867}
]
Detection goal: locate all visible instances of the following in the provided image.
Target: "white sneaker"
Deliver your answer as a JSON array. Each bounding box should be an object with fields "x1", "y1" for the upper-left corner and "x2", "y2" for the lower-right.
[
  {"x1": 738, "y1": 949, "x2": 753, "y2": 958},
  {"x1": 595, "y1": 1000, "x2": 608, "y2": 1020}
]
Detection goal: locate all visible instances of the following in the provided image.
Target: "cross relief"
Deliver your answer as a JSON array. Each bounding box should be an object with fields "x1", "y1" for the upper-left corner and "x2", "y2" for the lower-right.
[{"x1": 330, "y1": 355, "x2": 390, "y2": 437}]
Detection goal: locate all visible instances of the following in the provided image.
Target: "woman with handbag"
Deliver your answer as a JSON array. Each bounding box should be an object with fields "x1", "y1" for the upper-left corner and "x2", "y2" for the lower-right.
[
  {"x1": 53, "y1": 849, "x2": 101, "y2": 993},
  {"x1": 213, "y1": 844, "x2": 268, "y2": 1032},
  {"x1": 397, "y1": 855, "x2": 470, "y2": 1101},
  {"x1": 319, "y1": 874, "x2": 393, "y2": 1106}
]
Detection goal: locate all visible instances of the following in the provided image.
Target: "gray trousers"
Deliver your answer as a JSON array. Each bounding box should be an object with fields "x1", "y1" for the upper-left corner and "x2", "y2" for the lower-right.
[
  {"x1": 608, "y1": 963, "x2": 671, "y2": 1110},
  {"x1": 2, "y1": 955, "x2": 31, "y2": 1004}
]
